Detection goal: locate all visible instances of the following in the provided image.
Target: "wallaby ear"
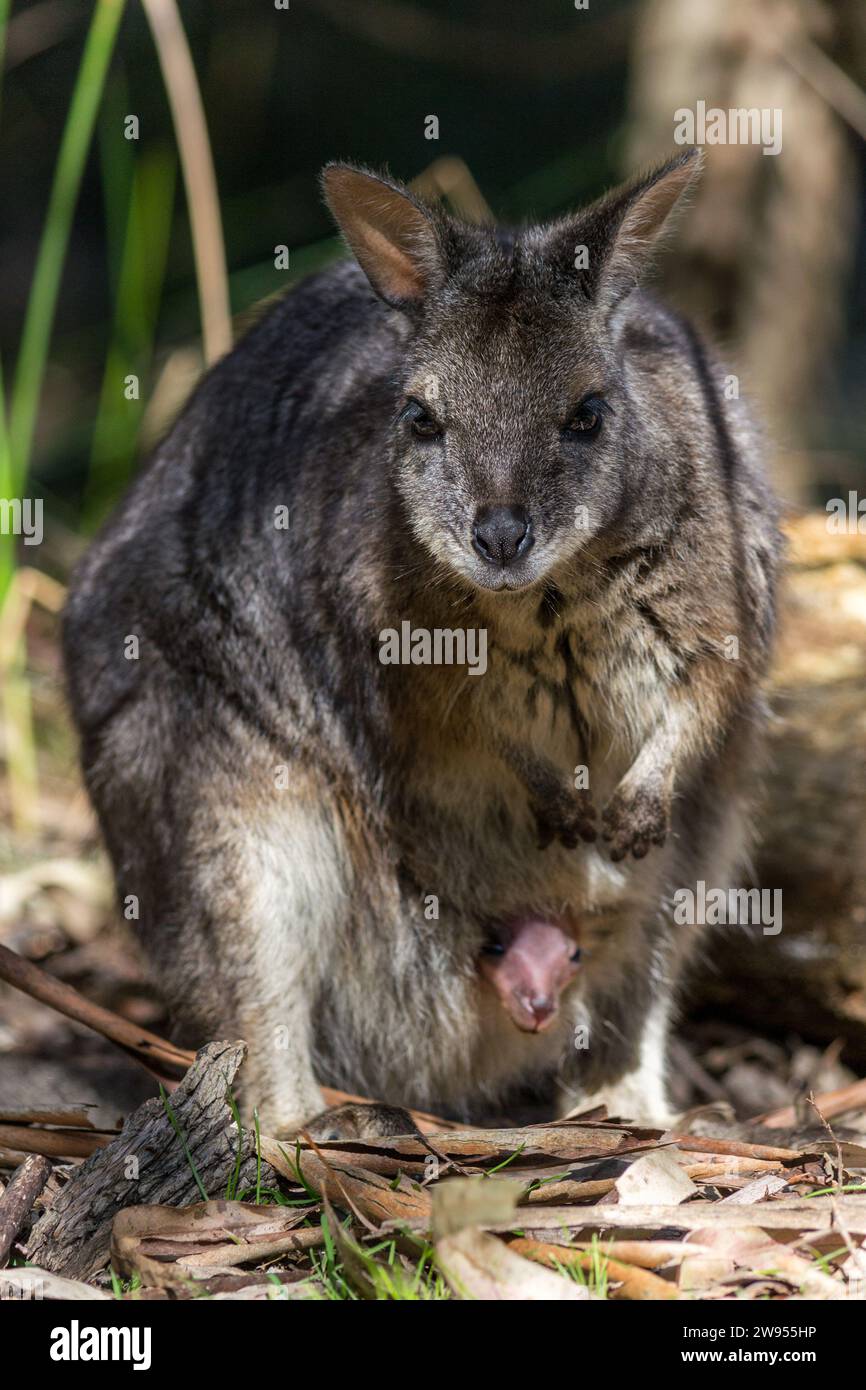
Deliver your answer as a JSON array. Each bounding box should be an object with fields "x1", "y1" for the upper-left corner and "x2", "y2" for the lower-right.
[
  {"x1": 322, "y1": 164, "x2": 443, "y2": 308},
  {"x1": 542, "y1": 149, "x2": 702, "y2": 310}
]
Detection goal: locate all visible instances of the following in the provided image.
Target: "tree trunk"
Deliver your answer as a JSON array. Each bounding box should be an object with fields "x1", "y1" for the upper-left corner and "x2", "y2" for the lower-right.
[{"x1": 26, "y1": 1041, "x2": 273, "y2": 1281}]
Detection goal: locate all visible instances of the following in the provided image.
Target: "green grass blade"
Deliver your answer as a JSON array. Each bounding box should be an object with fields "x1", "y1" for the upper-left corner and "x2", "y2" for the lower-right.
[
  {"x1": 0, "y1": 359, "x2": 14, "y2": 601},
  {"x1": 159, "y1": 1084, "x2": 209, "y2": 1201},
  {"x1": 0, "y1": 0, "x2": 16, "y2": 600},
  {"x1": 85, "y1": 143, "x2": 176, "y2": 523},
  {"x1": 8, "y1": 0, "x2": 126, "y2": 497},
  {"x1": 98, "y1": 73, "x2": 135, "y2": 308}
]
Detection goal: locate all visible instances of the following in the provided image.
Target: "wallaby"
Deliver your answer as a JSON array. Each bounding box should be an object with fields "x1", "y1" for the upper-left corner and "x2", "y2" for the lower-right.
[{"x1": 63, "y1": 150, "x2": 781, "y2": 1136}]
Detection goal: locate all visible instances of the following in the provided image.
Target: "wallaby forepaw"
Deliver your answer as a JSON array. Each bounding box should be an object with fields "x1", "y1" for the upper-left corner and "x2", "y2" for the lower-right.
[
  {"x1": 601, "y1": 783, "x2": 669, "y2": 861},
  {"x1": 533, "y1": 789, "x2": 597, "y2": 850}
]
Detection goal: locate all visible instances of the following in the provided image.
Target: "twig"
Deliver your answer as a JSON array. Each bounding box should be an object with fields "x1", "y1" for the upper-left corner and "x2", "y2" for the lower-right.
[
  {"x1": 140, "y1": 0, "x2": 231, "y2": 363},
  {"x1": 832, "y1": 1196, "x2": 866, "y2": 1284},
  {"x1": 0, "y1": 1107, "x2": 111, "y2": 1130},
  {"x1": 669, "y1": 1133, "x2": 801, "y2": 1162},
  {"x1": 809, "y1": 1094, "x2": 845, "y2": 1191},
  {"x1": 0, "y1": 1124, "x2": 112, "y2": 1161},
  {"x1": 0, "y1": 566, "x2": 66, "y2": 669},
  {"x1": 509, "y1": 1237, "x2": 679, "y2": 1300},
  {"x1": 0, "y1": 1153, "x2": 52, "y2": 1266},
  {"x1": 0, "y1": 1149, "x2": 35, "y2": 1170},
  {"x1": 752, "y1": 1076, "x2": 866, "y2": 1130},
  {"x1": 0, "y1": 940, "x2": 195, "y2": 1080}
]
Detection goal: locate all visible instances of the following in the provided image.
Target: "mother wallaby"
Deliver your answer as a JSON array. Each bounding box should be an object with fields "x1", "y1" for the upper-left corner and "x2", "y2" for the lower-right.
[{"x1": 63, "y1": 150, "x2": 780, "y2": 1135}]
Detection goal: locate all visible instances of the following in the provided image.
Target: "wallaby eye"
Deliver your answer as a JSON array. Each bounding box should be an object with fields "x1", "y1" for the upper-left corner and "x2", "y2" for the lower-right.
[
  {"x1": 570, "y1": 946, "x2": 582, "y2": 963},
  {"x1": 481, "y1": 941, "x2": 506, "y2": 957},
  {"x1": 402, "y1": 397, "x2": 443, "y2": 439},
  {"x1": 564, "y1": 395, "x2": 607, "y2": 439}
]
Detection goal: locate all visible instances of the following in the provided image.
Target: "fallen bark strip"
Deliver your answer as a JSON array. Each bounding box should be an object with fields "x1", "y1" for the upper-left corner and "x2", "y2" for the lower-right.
[
  {"x1": 183, "y1": 1225, "x2": 324, "y2": 1269},
  {"x1": 524, "y1": 1178, "x2": 617, "y2": 1203},
  {"x1": 509, "y1": 1237, "x2": 679, "y2": 1300},
  {"x1": 0, "y1": 1125, "x2": 113, "y2": 1161},
  {"x1": 668, "y1": 1134, "x2": 801, "y2": 1162},
  {"x1": 26, "y1": 1041, "x2": 272, "y2": 1281},
  {"x1": 425, "y1": 1127, "x2": 803, "y2": 1166},
  {"x1": 406, "y1": 1125, "x2": 661, "y2": 1162},
  {"x1": 296, "y1": 1127, "x2": 807, "y2": 1176},
  {"x1": 0, "y1": 1267, "x2": 111, "y2": 1300},
  {"x1": 0, "y1": 1153, "x2": 52, "y2": 1267},
  {"x1": 0, "y1": 1107, "x2": 111, "y2": 1130},
  {"x1": 491, "y1": 1196, "x2": 866, "y2": 1240},
  {"x1": 0, "y1": 1149, "x2": 32, "y2": 1170},
  {"x1": 573, "y1": 1239, "x2": 709, "y2": 1269},
  {"x1": 262, "y1": 1135, "x2": 432, "y2": 1227},
  {"x1": 753, "y1": 1077, "x2": 866, "y2": 1130},
  {"x1": 278, "y1": 1148, "x2": 791, "y2": 1199},
  {"x1": 684, "y1": 1157, "x2": 784, "y2": 1176},
  {"x1": 111, "y1": 1202, "x2": 325, "y2": 1285}
]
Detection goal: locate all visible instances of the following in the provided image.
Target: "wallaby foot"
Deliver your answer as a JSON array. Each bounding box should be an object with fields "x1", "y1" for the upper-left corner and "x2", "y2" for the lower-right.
[{"x1": 302, "y1": 1101, "x2": 421, "y2": 1142}]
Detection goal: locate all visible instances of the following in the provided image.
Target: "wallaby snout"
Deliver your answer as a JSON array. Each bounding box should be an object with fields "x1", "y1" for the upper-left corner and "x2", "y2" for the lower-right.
[{"x1": 471, "y1": 503, "x2": 533, "y2": 568}]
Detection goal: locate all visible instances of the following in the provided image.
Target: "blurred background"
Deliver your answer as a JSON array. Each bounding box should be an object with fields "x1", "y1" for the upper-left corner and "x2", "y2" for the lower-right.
[
  {"x1": 4, "y1": 0, "x2": 866, "y2": 535},
  {"x1": 1, "y1": 0, "x2": 866, "y2": 1122}
]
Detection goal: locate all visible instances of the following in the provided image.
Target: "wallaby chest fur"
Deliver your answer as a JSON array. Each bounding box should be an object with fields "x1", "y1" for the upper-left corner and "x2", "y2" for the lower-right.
[{"x1": 64, "y1": 155, "x2": 781, "y2": 1130}]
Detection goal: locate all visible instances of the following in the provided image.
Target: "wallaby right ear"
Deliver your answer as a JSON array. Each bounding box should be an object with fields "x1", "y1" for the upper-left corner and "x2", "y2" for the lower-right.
[
  {"x1": 322, "y1": 164, "x2": 443, "y2": 308},
  {"x1": 535, "y1": 149, "x2": 702, "y2": 312}
]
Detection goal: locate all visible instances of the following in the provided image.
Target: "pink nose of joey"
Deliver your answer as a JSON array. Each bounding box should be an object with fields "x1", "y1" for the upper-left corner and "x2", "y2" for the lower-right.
[
  {"x1": 481, "y1": 917, "x2": 582, "y2": 1033},
  {"x1": 516, "y1": 992, "x2": 556, "y2": 1032}
]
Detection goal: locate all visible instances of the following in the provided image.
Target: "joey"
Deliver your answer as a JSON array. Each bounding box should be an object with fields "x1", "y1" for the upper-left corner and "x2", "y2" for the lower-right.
[{"x1": 480, "y1": 918, "x2": 582, "y2": 1033}]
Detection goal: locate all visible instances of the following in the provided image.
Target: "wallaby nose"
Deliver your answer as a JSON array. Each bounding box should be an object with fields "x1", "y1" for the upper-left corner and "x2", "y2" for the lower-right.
[
  {"x1": 472, "y1": 505, "x2": 532, "y2": 567},
  {"x1": 528, "y1": 994, "x2": 555, "y2": 1031}
]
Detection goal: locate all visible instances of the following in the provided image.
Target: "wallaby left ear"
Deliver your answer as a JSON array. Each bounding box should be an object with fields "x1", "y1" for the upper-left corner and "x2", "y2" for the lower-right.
[
  {"x1": 322, "y1": 163, "x2": 444, "y2": 308},
  {"x1": 541, "y1": 148, "x2": 702, "y2": 310}
]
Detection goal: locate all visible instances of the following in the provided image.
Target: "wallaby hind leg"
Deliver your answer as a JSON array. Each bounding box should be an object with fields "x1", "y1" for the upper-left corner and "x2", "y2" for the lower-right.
[
  {"x1": 550, "y1": 900, "x2": 678, "y2": 1129},
  {"x1": 124, "y1": 783, "x2": 348, "y2": 1136}
]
